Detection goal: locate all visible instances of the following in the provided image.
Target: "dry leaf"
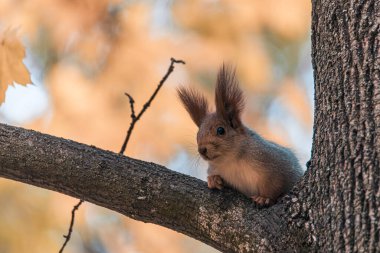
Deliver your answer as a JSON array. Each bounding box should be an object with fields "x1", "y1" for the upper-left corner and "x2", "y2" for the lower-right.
[{"x1": 0, "y1": 29, "x2": 31, "y2": 104}]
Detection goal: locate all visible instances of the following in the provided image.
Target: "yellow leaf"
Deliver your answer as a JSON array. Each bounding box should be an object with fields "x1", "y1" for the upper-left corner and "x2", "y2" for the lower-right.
[{"x1": 0, "y1": 29, "x2": 31, "y2": 104}]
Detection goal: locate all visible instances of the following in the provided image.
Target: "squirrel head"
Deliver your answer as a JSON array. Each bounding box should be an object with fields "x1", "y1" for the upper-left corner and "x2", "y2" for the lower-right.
[{"x1": 177, "y1": 65, "x2": 246, "y2": 162}]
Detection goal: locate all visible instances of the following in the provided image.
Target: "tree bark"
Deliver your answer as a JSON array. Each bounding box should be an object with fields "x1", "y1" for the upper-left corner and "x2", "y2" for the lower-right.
[
  {"x1": 294, "y1": 0, "x2": 380, "y2": 252},
  {"x1": 0, "y1": 0, "x2": 379, "y2": 252}
]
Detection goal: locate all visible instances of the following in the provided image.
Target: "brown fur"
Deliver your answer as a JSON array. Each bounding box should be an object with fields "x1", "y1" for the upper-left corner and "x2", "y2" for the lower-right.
[
  {"x1": 177, "y1": 87, "x2": 209, "y2": 127},
  {"x1": 215, "y1": 65, "x2": 245, "y2": 129},
  {"x1": 177, "y1": 65, "x2": 303, "y2": 206}
]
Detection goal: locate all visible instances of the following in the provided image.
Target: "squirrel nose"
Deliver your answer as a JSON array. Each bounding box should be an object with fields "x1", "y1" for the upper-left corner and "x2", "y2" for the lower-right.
[{"x1": 198, "y1": 147, "x2": 207, "y2": 156}]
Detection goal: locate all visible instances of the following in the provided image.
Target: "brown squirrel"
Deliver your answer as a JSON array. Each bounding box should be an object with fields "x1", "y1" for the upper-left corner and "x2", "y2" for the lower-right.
[{"x1": 177, "y1": 65, "x2": 303, "y2": 206}]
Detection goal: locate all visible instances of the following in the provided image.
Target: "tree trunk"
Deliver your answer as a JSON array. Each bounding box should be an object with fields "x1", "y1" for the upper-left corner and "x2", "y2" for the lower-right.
[
  {"x1": 295, "y1": 0, "x2": 380, "y2": 251},
  {"x1": 0, "y1": 0, "x2": 379, "y2": 252}
]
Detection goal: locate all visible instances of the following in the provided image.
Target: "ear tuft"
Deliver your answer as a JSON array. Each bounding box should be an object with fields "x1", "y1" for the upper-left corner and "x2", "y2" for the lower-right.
[
  {"x1": 177, "y1": 87, "x2": 209, "y2": 127},
  {"x1": 215, "y1": 64, "x2": 245, "y2": 128}
]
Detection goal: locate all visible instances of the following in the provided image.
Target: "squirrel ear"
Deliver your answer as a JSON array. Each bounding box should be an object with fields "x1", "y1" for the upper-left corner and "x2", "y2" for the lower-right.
[
  {"x1": 177, "y1": 87, "x2": 209, "y2": 127},
  {"x1": 215, "y1": 65, "x2": 245, "y2": 129}
]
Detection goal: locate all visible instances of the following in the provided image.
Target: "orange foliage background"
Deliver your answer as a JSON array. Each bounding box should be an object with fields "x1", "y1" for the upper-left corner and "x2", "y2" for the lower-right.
[{"x1": 0, "y1": 1, "x2": 312, "y2": 252}]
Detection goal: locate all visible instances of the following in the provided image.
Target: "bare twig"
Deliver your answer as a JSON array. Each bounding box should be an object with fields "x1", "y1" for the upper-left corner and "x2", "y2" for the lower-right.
[
  {"x1": 119, "y1": 58, "x2": 185, "y2": 154},
  {"x1": 58, "y1": 199, "x2": 84, "y2": 253},
  {"x1": 124, "y1": 93, "x2": 136, "y2": 119},
  {"x1": 58, "y1": 57, "x2": 184, "y2": 253}
]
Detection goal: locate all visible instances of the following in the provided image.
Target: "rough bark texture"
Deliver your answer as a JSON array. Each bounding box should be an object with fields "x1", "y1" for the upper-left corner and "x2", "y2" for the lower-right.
[
  {"x1": 0, "y1": 0, "x2": 379, "y2": 252},
  {"x1": 0, "y1": 123, "x2": 297, "y2": 253},
  {"x1": 296, "y1": 0, "x2": 380, "y2": 252}
]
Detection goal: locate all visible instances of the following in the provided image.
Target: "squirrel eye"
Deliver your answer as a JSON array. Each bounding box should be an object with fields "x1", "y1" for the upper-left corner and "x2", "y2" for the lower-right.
[{"x1": 216, "y1": 127, "x2": 225, "y2": 136}]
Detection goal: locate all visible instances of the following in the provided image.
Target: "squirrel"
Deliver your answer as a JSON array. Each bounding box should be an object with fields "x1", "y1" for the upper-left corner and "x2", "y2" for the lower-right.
[{"x1": 177, "y1": 65, "x2": 303, "y2": 206}]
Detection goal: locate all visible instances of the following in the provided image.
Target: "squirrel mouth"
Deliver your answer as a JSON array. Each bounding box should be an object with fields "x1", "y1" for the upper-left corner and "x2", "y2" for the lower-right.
[{"x1": 201, "y1": 154, "x2": 219, "y2": 161}]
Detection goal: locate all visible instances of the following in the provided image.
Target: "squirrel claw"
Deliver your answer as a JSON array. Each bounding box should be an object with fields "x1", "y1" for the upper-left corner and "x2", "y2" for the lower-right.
[
  {"x1": 251, "y1": 195, "x2": 273, "y2": 206},
  {"x1": 207, "y1": 175, "x2": 223, "y2": 190}
]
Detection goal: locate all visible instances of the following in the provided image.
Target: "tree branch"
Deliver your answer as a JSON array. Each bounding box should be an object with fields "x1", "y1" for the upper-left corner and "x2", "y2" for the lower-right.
[{"x1": 0, "y1": 123, "x2": 297, "y2": 252}]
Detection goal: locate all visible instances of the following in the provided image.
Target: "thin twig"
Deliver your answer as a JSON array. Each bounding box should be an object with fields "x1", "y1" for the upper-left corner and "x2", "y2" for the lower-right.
[
  {"x1": 124, "y1": 93, "x2": 136, "y2": 119},
  {"x1": 58, "y1": 199, "x2": 84, "y2": 253},
  {"x1": 119, "y1": 58, "x2": 185, "y2": 154},
  {"x1": 58, "y1": 57, "x2": 184, "y2": 253}
]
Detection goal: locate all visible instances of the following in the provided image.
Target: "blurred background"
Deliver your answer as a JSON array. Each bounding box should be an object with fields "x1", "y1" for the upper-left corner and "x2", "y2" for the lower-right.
[{"x1": 0, "y1": 0, "x2": 313, "y2": 252}]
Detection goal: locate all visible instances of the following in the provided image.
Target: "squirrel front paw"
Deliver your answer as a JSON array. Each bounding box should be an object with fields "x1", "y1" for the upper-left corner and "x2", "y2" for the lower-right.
[
  {"x1": 207, "y1": 175, "x2": 223, "y2": 190},
  {"x1": 251, "y1": 195, "x2": 273, "y2": 206}
]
